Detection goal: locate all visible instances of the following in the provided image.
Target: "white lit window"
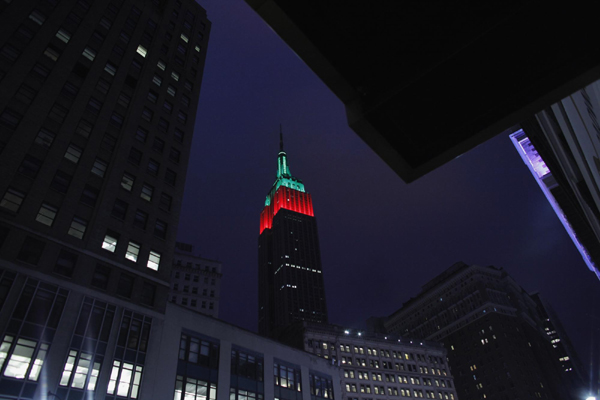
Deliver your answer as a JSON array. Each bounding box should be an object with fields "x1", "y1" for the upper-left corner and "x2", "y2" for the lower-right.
[
  {"x1": 102, "y1": 233, "x2": 118, "y2": 252},
  {"x1": 125, "y1": 242, "x2": 140, "y2": 262},
  {"x1": 136, "y1": 45, "x2": 147, "y2": 58},
  {"x1": 64, "y1": 144, "x2": 82, "y2": 163},
  {"x1": 35, "y1": 203, "x2": 58, "y2": 226},
  {"x1": 194, "y1": 45, "x2": 200, "y2": 53},
  {"x1": 174, "y1": 375, "x2": 217, "y2": 400},
  {"x1": 152, "y1": 75, "x2": 162, "y2": 86},
  {"x1": 107, "y1": 360, "x2": 143, "y2": 398},
  {"x1": 180, "y1": 33, "x2": 189, "y2": 43},
  {"x1": 59, "y1": 351, "x2": 100, "y2": 390},
  {"x1": 171, "y1": 71, "x2": 180, "y2": 81},
  {"x1": 157, "y1": 59, "x2": 166, "y2": 70},
  {"x1": 147, "y1": 250, "x2": 160, "y2": 270},
  {"x1": 140, "y1": 184, "x2": 153, "y2": 202},
  {"x1": 1, "y1": 336, "x2": 48, "y2": 381},
  {"x1": 56, "y1": 29, "x2": 71, "y2": 43},
  {"x1": 121, "y1": 173, "x2": 135, "y2": 191},
  {"x1": 68, "y1": 216, "x2": 87, "y2": 239},
  {"x1": 82, "y1": 47, "x2": 96, "y2": 61}
]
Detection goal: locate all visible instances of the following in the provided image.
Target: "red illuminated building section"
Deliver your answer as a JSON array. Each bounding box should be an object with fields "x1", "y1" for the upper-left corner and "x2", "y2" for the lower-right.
[{"x1": 260, "y1": 187, "x2": 314, "y2": 233}]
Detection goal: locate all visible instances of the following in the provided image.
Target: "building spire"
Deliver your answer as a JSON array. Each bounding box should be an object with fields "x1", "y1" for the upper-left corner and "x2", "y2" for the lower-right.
[{"x1": 279, "y1": 124, "x2": 284, "y2": 152}]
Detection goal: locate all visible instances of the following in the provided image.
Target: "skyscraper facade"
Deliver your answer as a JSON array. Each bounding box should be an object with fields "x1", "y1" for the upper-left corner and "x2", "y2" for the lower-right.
[
  {"x1": 0, "y1": 0, "x2": 211, "y2": 398},
  {"x1": 384, "y1": 262, "x2": 580, "y2": 400},
  {"x1": 258, "y1": 134, "x2": 328, "y2": 338}
]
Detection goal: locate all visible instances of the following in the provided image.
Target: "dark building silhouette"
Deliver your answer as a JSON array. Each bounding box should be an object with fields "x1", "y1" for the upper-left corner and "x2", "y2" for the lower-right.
[
  {"x1": 384, "y1": 262, "x2": 581, "y2": 400},
  {"x1": 258, "y1": 133, "x2": 328, "y2": 338}
]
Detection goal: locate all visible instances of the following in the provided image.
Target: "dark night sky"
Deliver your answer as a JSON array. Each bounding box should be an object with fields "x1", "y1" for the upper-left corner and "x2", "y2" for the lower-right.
[{"x1": 178, "y1": 0, "x2": 600, "y2": 373}]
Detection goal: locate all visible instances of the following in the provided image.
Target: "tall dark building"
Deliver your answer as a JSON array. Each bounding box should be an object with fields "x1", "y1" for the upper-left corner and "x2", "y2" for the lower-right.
[
  {"x1": 0, "y1": 0, "x2": 212, "y2": 398},
  {"x1": 258, "y1": 133, "x2": 328, "y2": 338},
  {"x1": 384, "y1": 262, "x2": 582, "y2": 400}
]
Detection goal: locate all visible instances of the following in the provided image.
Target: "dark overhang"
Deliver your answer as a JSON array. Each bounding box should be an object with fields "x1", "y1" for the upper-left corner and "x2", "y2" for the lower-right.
[{"x1": 244, "y1": 1, "x2": 600, "y2": 182}]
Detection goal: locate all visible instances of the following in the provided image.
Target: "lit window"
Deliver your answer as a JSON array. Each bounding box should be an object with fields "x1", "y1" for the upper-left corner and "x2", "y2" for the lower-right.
[
  {"x1": 121, "y1": 173, "x2": 135, "y2": 191},
  {"x1": 125, "y1": 241, "x2": 140, "y2": 262},
  {"x1": 157, "y1": 59, "x2": 166, "y2": 70},
  {"x1": 64, "y1": 144, "x2": 83, "y2": 163},
  {"x1": 0, "y1": 188, "x2": 25, "y2": 213},
  {"x1": 91, "y1": 158, "x2": 107, "y2": 177},
  {"x1": 136, "y1": 45, "x2": 147, "y2": 58},
  {"x1": 107, "y1": 360, "x2": 143, "y2": 398},
  {"x1": 36, "y1": 203, "x2": 58, "y2": 226},
  {"x1": 167, "y1": 85, "x2": 176, "y2": 96},
  {"x1": 147, "y1": 250, "x2": 160, "y2": 270},
  {"x1": 104, "y1": 62, "x2": 117, "y2": 76},
  {"x1": 82, "y1": 47, "x2": 96, "y2": 61},
  {"x1": 140, "y1": 184, "x2": 153, "y2": 202},
  {"x1": 195, "y1": 45, "x2": 200, "y2": 53},
  {"x1": 56, "y1": 28, "x2": 71, "y2": 43},
  {"x1": 152, "y1": 74, "x2": 162, "y2": 86},
  {"x1": 1, "y1": 336, "x2": 49, "y2": 381},
  {"x1": 44, "y1": 46, "x2": 60, "y2": 61},
  {"x1": 171, "y1": 71, "x2": 180, "y2": 81},
  {"x1": 29, "y1": 10, "x2": 46, "y2": 25},
  {"x1": 68, "y1": 216, "x2": 87, "y2": 239},
  {"x1": 102, "y1": 232, "x2": 118, "y2": 252}
]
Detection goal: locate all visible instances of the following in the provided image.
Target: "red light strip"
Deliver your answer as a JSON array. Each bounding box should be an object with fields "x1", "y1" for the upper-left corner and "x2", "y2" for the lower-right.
[{"x1": 260, "y1": 187, "x2": 314, "y2": 233}]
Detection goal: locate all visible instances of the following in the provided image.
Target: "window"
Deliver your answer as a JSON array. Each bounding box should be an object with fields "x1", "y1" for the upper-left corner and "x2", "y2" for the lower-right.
[
  {"x1": 64, "y1": 144, "x2": 83, "y2": 163},
  {"x1": 29, "y1": 10, "x2": 46, "y2": 25},
  {"x1": 117, "y1": 92, "x2": 131, "y2": 108},
  {"x1": 181, "y1": 95, "x2": 190, "y2": 107},
  {"x1": 147, "y1": 91, "x2": 158, "y2": 103},
  {"x1": 36, "y1": 203, "x2": 58, "y2": 226},
  {"x1": 157, "y1": 59, "x2": 166, "y2": 70},
  {"x1": 125, "y1": 241, "x2": 140, "y2": 262},
  {"x1": 154, "y1": 220, "x2": 167, "y2": 239},
  {"x1": 54, "y1": 250, "x2": 78, "y2": 277},
  {"x1": 163, "y1": 101, "x2": 172, "y2": 113},
  {"x1": 174, "y1": 128, "x2": 184, "y2": 142},
  {"x1": 147, "y1": 250, "x2": 160, "y2": 270},
  {"x1": 141, "y1": 107, "x2": 153, "y2": 122},
  {"x1": 167, "y1": 85, "x2": 176, "y2": 96},
  {"x1": 141, "y1": 282, "x2": 156, "y2": 306},
  {"x1": 17, "y1": 236, "x2": 46, "y2": 265},
  {"x1": 111, "y1": 199, "x2": 128, "y2": 220},
  {"x1": 91, "y1": 264, "x2": 110, "y2": 289},
  {"x1": 82, "y1": 47, "x2": 96, "y2": 61},
  {"x1": 133, "y1": 210, "x2": 148, "y2": 229},
  {"x1": 68, "y1": 216, "x2": 87, "y2": 239},
  {"x1": 180, "y1": 33, "x2": 189, "y2": 43},
  {"x1": 121, "y1": 172, "x2": 135, "y2": 191},
  {"x1": 135, "y1": 127, "x2": 148, "y2": 143},
  {"x1": 86, "y1": 97, "x2": 102, "y2": 115},
  {"x1": 76, "y1": 119, "x2": 93, "y2": 138},
  {"x1": 165, "y1": 169, "x2": 177, "y2": 185},
  {"x1": 171, "y1": 71, "x2": 180, "y2": 81},
  {"x1": 1, "y1": 188, "x2": 25, "y2": 213},
  {"x1": 177, "y1": 44, "x2": 186, "y2": 55},
  {"x1": 104, "y1": 62, "x2": 117, "y2": 76},
  {"x1": 184, "y1": 80, "x2": 193, "y2": 91},
  {"x1": 152, "y1": 74, "x2": 162, "y2": 86},
  {"x1": 18, "y1": 155, "x2": 42, "y2": 178},
  {"x1": 177, "y1": 110, "x2": 187, "y2": 124},
  {"x1": 136, "y1": 45, "x2": 147, "y2": 58},
  {"x1": 169, "y1": 148, "x2": 181, "y2": 163},
  {"x1": 147, "y1": 159, "x2": 159, "y2": 176},
  {"x1": 274, "y1": 363, "x2": 301, "y2": 391},
  {"x1": 48, "y1": 103, "x2": 68, "y2": 123},
  {"x1": 15, "y1": 84, "x2": 37, "y2": 105},
  {"x1": 101, "y1": 133, "x2": 117, "y2": 152},
  {"x1": 140, "y1": 184, "x2": 153, "y2": 201},
  {"x1": 35, "y1": 128, "x2": 55, "y2": 148},
  {"x1": 100, "y1": 16, "x2": 111, "y2": 30},
  {"x1": 102, "y1": 231, "x2": 119, "y2": 252},
  {"x1": 59, "y1": 350, "x2": 101, "y2": 390},
  {"x1": 152, "y1": 138, "x2": 165, "y2": 153},
  {"x1": 44, "y1": 46, "x2": 60, "y2": 61},
  {"x1": 159, "y1": 193, "x2": 172, "y2": 211},
  {"x1": 128, "y1": 147, "x2": 143, "y2": 165},
  {"x1": 52, "y1": 170, "x2": 72, "y2": 193},
  {"x1": 158, "y1": 117, "x2": 169, "y2": 132},
  {"x1": 91, "y1": 158, "x2": 107, "y2": 177},
  {"x1": 96, "y1": 78, "x2": 111, "y2": 94},
  {"x1": 107, "y1": 361, "x2": 142, "y2": 398},
  {"x1": 0, "y1": 336, "x2": 49, "y2": 381}
]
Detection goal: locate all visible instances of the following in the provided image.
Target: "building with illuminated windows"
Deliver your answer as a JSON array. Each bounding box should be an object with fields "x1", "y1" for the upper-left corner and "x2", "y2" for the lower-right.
[
  {"x1": 384, "y1": 262, "x2": 581, "y2": 400},
  {"x1": 170, "y1": 242, "x2": 223, "y2": 317},
  {"x1": 258, "y1": 133, "x2": 328, "y2": 339}
]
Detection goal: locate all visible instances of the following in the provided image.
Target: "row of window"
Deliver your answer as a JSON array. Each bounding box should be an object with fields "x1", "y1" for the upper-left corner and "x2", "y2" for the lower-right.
[
  {"x1": 102, "y1": 230, "x2": 161, "y2": 271},
  {"x1": 172, "y1": 284, "x2": 215, "y2": 296},
  {"x1": 343, "y1": 370, "x2": 452, "y2": 388},
  {"x1": 171, "y1": 296, "x2": 215, "y2": 310},
  {"x1": 345, "y1": 383, "x2": 455, "y2": 399}
]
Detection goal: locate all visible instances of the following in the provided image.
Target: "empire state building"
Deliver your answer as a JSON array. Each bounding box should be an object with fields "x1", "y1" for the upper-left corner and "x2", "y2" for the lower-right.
[{"x1": 258, "y1": 133, "x2": 328, "y2": 338}]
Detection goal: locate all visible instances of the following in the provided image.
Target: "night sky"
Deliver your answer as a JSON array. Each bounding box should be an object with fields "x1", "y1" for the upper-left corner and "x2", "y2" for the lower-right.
[{"x1": 178, "y1": 0, "x2": 600, "y2": 374}]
